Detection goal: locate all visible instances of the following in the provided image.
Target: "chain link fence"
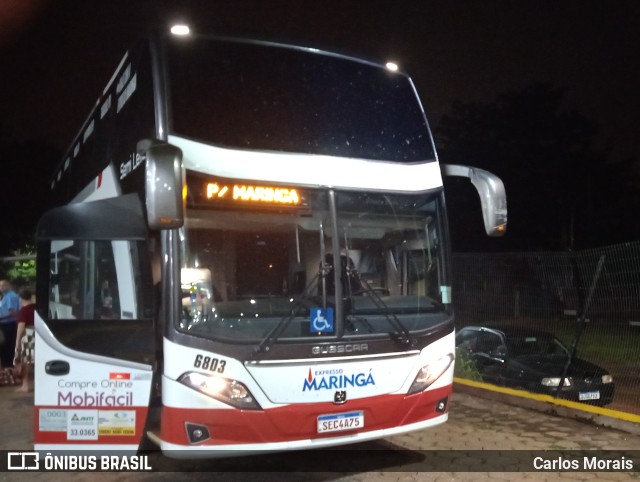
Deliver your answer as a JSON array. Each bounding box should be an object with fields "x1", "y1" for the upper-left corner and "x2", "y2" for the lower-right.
[{"x1": 452, "y1": 242, "x2": 640, "y2": 415}]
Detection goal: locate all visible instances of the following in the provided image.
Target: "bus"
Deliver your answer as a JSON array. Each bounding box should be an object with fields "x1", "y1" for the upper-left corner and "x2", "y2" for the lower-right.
[{"x1": 34, "y1": 30, "x2": 507, "y2": 456}]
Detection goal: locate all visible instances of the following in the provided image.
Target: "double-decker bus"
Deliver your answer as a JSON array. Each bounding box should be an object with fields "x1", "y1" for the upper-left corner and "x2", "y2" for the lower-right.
[{"x1": 34, "y1": 29, "x2": 506, "y2": 456}]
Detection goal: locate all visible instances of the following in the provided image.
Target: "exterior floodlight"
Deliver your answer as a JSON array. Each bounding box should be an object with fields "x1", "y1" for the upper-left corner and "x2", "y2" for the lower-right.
[
  {"x1": 385, "y1": 62, "x2": 399, "y2": 72},
  {"x1": 171, "y1": 25, "x2": 190, "y2": 36}
]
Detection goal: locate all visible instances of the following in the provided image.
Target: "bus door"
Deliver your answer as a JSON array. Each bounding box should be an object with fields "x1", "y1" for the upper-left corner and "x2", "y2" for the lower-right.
[{"x1": 34, "y1": 194, "x2": 155, "y2": 451}]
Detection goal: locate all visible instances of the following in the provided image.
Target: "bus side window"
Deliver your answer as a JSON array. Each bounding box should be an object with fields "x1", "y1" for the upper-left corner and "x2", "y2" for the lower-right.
[
  {"x1": 95, "y1": 241, "x2": 120, "y2": 319},
  {"x1": 47, "y1": 240, "x2": 143, "y2": 320},
  {"x1": 49, "y1": 240, "x2": 81, "y2": 319},
  {"x1": 113, "y1": 240, "x2": 145, "y2": 320}
]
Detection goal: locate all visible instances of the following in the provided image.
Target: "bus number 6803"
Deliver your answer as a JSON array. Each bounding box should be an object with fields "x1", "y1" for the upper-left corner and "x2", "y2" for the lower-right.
[{"x1": 194, "y1": 354, "x2": 226, "y2": 373}]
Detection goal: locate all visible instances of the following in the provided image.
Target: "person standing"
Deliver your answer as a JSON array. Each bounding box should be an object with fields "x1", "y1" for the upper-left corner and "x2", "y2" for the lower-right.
[
  {"x1": 0, "y1": 280, "x2": 20, "y2": 368},
  {"x1": 14, "y1": 288, "x2": 35, "y2": 392}
]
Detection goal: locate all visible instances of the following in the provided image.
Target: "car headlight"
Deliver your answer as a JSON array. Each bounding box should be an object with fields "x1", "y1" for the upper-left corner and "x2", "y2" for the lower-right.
[
  {"x1": 602, "y1": 374, "x2": 613, "y2": 384},
  {"x1": 407, "y1": 354, "x2": 454, "y2": 395},
  {"x1": 541, "y1": 377, "x2": 572, "y2": 387},
  {"x1": 178, "y1": 372, "x2": 261, "y2": 409}
]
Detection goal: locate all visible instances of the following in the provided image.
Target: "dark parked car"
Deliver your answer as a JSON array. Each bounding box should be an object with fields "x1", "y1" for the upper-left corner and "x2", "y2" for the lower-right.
[{"x1": 455, "y1": 326, "x2": 615, "y2": 406}]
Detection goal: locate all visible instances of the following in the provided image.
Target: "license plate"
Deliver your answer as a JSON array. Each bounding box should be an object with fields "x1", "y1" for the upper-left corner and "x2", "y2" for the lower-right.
[
  {"x1": 579, "y1": 391, "x2": 600, "y2": 401},
  {"x1": 317, "y1": 411, "x2": 364, "y2": 433}
]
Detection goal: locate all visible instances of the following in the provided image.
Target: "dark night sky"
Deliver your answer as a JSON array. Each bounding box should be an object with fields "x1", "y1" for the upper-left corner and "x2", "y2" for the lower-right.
[
  {"x1": 1, "y1": 1, "x2": 638, "y2": 158},
  {"x1": 0, "y1": 0, "x2": 639, "y2": 252}
]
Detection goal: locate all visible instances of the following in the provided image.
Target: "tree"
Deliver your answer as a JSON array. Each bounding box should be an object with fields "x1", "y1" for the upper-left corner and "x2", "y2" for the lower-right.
[
  {"x1": 434, "y1": 82, "x2": 609, "y2": 251},
  {"x1": 0, "y1": 246, "x2": 36, "y2": 288},
  {"x1": 587, "y1": 156, "x2": 640, "y2": 246}
]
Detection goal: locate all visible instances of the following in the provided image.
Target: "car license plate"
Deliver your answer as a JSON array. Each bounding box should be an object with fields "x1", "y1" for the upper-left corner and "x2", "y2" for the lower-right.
[
  {"x1": 317, "y1": 411, "x2": 364, "y2": 433},
  {"x1": 579, "y1": 391, "x2": 600, "y2": 401}
]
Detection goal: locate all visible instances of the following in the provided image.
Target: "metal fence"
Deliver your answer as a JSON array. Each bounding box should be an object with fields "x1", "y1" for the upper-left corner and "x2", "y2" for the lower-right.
[{"x1": 452, "y1": 241, "x2": 640, "y2": 415}]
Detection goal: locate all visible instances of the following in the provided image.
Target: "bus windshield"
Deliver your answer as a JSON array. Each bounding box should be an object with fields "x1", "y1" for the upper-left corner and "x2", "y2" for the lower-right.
[
  {"x1": 179, "y1": 188, "x2": 450, "y2": 343},
  {"x1": 166, "y1": 37, "x2": 436, "y2": 162}
]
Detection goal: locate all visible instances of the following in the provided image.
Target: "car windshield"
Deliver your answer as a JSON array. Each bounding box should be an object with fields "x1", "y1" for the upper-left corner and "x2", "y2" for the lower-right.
[
  {"x1": 178, "y1": 182, "x2": 450, "y2": 343},
  {"x1": 166, "y1": 36, "x2": 435, "y2": 162},
  {"x1": 506, "y1": 333, "x2": 569, "y2": 357}
]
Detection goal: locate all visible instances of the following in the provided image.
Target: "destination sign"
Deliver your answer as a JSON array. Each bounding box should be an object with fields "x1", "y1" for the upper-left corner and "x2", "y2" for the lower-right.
[{"x1": 204, "y1": 182, "x2": 302, "y2": 207}]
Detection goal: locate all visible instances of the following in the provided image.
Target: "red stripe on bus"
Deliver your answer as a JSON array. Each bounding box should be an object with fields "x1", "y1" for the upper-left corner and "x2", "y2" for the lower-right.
[{"x1": 161, "y1": 385, "x2": 451, "y2": 446}]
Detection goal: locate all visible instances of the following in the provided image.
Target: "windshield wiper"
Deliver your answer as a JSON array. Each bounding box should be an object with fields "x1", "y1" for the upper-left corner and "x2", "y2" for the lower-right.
[
  {"x1": 251, "y1": 273, "x2": 321, "y2": 359},
  {"x1": 252, "y1": 221, "x2": 334, "y2": 359},
  {"x1": 343, "y1": 229, "x2": 414, "y2": 347},
  {"x1": 351, "y1": 278, "x2": 415, "y2": 347}
]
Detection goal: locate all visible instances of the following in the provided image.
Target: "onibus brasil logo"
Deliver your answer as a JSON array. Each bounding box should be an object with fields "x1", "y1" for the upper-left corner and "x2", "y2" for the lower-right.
[{"x1": 303, "y1": 368, "x2": 375, "y2": 391}]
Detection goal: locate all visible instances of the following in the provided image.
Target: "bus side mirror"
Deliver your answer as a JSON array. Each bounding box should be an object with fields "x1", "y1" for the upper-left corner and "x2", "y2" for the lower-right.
[
  {"x1": 139, "y1": 140, "x2": 185, "y2": 230},
  {"x1": 441, "y1": 164, "x2": 507, "y2": 237}
]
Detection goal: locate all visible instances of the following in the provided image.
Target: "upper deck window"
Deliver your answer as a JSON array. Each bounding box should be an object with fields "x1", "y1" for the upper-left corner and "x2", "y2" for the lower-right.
[{"x1": 166, "y1": 38, "x2": 436, "y2": 162}]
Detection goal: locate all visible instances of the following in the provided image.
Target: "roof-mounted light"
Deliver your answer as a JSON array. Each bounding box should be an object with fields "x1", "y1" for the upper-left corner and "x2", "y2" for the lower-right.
[
  {"x1": 385, "y1": 61, "x2": 399, "y2": 72},
  {"x1": 170, "y1": 24, "x2": 191, "y2": 36}
]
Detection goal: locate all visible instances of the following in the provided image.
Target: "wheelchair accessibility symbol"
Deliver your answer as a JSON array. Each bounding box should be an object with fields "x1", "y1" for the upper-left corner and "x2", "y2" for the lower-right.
[{"x1": 311, "y1": 307, "x2": 334, "y2": 333}]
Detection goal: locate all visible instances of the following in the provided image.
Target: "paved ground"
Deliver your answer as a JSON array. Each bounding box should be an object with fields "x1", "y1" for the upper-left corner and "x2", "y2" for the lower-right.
[{"x1": 1, "y1": 384, "x2": 639, "y2": 481}]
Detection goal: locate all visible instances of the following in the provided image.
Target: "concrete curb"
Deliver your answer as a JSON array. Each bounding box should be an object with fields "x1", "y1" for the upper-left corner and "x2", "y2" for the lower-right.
[{"x1": 453, "y1": 378, "x2": 640, "y2": 437}]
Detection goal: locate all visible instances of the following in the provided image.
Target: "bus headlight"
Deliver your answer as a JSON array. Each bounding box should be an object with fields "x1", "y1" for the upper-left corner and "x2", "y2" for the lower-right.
[
  {"x1": 178, "y1": 372, "x2": 262, "y2": 410},
  {"x1": 407, "y1": 354, "x2": 454, "y2": 395}
]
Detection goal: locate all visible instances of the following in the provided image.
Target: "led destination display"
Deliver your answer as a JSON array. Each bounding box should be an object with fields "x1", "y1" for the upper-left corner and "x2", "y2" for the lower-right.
[
  {"x1": 188, "y1": 175, "x2": 308, "y2": 209},
  {"x1": 207, "y1": 182, "x2": 301, "y2": 205}
]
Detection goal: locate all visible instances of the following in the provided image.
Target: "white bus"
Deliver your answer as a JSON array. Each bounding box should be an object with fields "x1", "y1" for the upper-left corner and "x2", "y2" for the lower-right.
[{"x1": 34, "y1": 31, "x2": 506, "y2": 456}]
